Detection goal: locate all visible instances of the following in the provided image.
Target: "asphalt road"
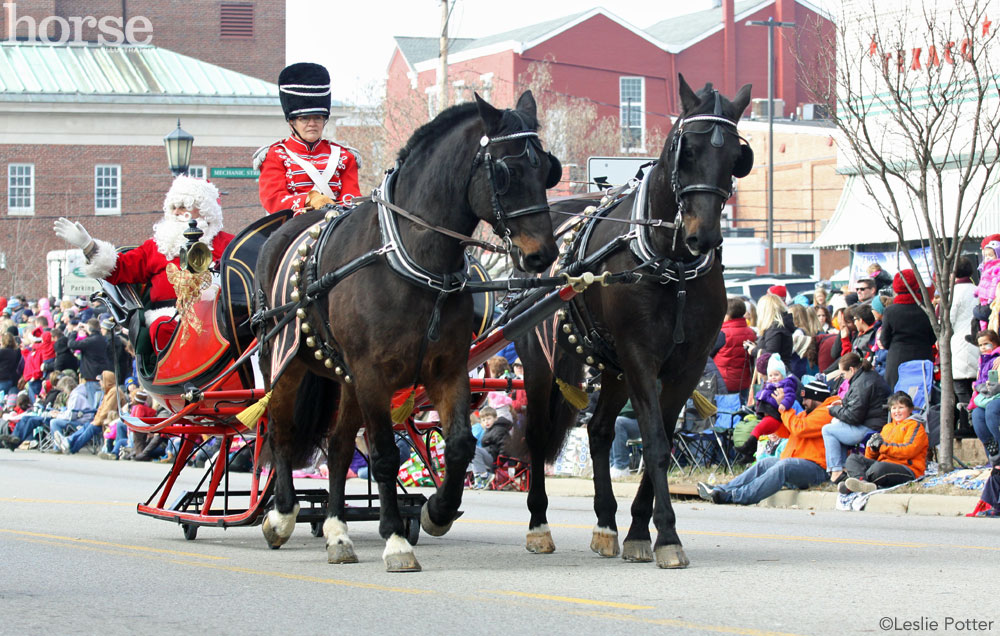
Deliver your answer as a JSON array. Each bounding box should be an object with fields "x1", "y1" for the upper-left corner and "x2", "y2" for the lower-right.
[{"x1": 2, "y1": 451, "x2": 998, "y2": 636}]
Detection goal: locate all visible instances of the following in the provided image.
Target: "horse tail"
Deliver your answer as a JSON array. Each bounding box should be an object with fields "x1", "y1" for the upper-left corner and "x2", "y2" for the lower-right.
[
  {"x1": 541, "y1": 352, "x2": 586, "y2": 463},
  {"x1": 286, "y1": 370, "x2": 338, "y2": 467}
]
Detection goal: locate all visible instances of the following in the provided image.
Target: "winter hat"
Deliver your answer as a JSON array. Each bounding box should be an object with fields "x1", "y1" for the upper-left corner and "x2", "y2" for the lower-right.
[
  {"x1": 892, "y1": 269, "x2": 920, "y2": 295},
  {"x1": 278, "y1": 62, "x2": 331, "y2": 120},
  {"x1": 8, "y1": 297, "x2": 21, "y2": 309},
  {"x1": 791, "y1": 294, "x2": 810, "y2": 307},
  {"x1": 768, "y1": 285, "x2": 787, "y2": 300},
  {"x1": 871, "y1": 295, "x2": 885, "y2": 314},
  {"x1": 766, "y1": 353, "x2": 787, "y2": 378},
  {"x1": 74, "y1": 298, "x2": 88, "y2": 308},
  {"x1": 980, "y1": 234, "x2": 1000, "y2": 252},
  {"x1": 163, "y1": 175, "x2": 222, "y2": 227},
  {"x1": 755, "y1": 351, "x2": 772, "y2": 375},
  {"x1": 100, "y1": 317, "x2": 115, "y2": 331},
  {"x1": 800, "y1": 377, "x2": 831, "y2": 401}
]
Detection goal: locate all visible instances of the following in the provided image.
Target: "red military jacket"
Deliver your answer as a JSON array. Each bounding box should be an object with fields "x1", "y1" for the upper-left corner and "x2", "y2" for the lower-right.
[
  {"x1": 256, "y1": 136, "x2": 361, "y2": 214},
  {"x1": 103, "y1": 233, "x2": 234, "y2": 305}
]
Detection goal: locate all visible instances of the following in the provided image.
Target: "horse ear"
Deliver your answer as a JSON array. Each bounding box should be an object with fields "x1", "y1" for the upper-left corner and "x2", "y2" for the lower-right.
[
  {"x1": 677, "y1": 74, "x2": 699, "y2": 113},
  {"x1": 515, "y1": 90, "x2": 537, "y2": 120},
  {"x1": 474, "y1": 92, "x2": 503, "y2": 133},
  {"x1": 732, "y1": 83, "x2": 753, "y2": 118}
]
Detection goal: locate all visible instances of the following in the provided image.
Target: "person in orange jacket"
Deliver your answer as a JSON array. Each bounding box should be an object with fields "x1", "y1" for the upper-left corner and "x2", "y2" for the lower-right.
[
  {"x1": 840, "y1": 391, "x2": 928, "y2": 494},
  {"x1": 698, "y1": 377, "x2": 839, "y2": 505}
]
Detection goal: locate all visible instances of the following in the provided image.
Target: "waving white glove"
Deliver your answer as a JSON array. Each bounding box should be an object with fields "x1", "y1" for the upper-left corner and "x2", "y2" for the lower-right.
[{"x1": 54, "y1": 217, "x2": 93, "y2": 250}]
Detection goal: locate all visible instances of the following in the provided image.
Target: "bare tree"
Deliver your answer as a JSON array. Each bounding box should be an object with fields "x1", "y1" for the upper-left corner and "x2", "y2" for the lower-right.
[{"x1": 799, "y1": 0, "x2": 1000, "y2": 470}]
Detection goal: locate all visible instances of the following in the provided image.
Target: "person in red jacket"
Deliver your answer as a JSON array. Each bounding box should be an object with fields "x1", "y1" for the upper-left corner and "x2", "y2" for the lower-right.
[
  {"x1": 714, "y1": 297, "x2": 757, "y2": 400},
  {"x1": 255, "y1": 62, "x2": 361, "y2": 215},
  {"x1": 53, "y1": 176, "x2": 235, "y2": 352},
  {"x1": 841, "y1": 391, "x2": 928, "y2": 494}
]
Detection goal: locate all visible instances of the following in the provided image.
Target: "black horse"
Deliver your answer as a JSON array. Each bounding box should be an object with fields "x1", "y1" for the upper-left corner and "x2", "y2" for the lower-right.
[
  {"x1": 254, "y1": 91, "x2": 561, "y2": 571},
  {"x1": 515, "y1": 76, "x2": 752, "y2": 568}
]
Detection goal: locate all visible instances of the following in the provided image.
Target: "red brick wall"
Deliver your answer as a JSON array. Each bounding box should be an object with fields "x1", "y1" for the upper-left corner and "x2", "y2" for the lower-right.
[
  {"x1": 0, "y1": 143, "x2": 268, "y2": 297},
  {"x1": 1, "y1": 0, "x2": 284, "y2": 82}
]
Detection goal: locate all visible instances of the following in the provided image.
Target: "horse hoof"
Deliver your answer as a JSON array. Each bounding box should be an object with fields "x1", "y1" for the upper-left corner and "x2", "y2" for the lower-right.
[
  {"x1": 383, "y1": 534, "x2": 421, "y2": 572},
  {"x1": 621, "y1": 539, "x2": 654, "y2": 563},
  {"x1": 420, "y1": 502, "x2": 454, "y2": 537},
  {"x1": 262, "y1": 516, "x2": 288, "y2": 550},
  {"x1": 327, "y1": 542, "x2": 359, "y2": 564},
  {"x1": 654, "y1": 544, "x2": 690, "y2": 569},
  {"x1": 261, "y1": 504, "x2": 299, "y2": 550},
  {"x1": 590, "y1": 527, "x2": 620, "y2": 558},
  {"x1": 525, "y1": 526, "x2": 555, "y2": 553}
]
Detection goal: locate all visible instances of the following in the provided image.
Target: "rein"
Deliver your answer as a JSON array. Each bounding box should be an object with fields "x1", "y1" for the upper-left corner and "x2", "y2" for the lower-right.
[{"x1": 371, "y1": 192, "x2": 506, "y2": 254}]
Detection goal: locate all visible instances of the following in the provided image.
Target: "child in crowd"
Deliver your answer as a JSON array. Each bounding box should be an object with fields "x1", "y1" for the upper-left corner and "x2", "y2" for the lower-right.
[
  {"x1": 970, "y1": 330, "x2": 1000, "y2": 462},
  {"x1": 735, "y1": 353, "x2": 797, "y2": 461},
  {"x1": 975, "y1": 235, "x2": 1000, "y2": 329},
  {"x1": 841, "y1": 391, "x2": 928, "y2": 494},
  {"x1": 485, "y1": 356, "x2": 515, "y2": 422}
]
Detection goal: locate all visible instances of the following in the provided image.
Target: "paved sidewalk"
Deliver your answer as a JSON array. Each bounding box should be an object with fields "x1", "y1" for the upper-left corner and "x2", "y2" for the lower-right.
[{"x1": 539, "y1": 476, "x2": 981, "y2": 517}]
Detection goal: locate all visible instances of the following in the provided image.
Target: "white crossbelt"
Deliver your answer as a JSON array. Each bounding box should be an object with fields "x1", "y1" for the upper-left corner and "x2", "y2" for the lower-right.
[{"x1": 280, "y1": 144, "x2": 342, "y2": 200}]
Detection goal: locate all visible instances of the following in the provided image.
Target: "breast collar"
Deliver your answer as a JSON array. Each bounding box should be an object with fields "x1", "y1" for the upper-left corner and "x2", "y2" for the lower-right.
[{"x1": 375, "y1": 168, "x2": 469, "y2": 293}]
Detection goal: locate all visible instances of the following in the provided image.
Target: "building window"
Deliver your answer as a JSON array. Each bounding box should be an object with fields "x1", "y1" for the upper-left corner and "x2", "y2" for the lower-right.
[
  {"x1": 95, "y1": 165, "x2": 121, "y2": 215},
  {"x1": 425, "y1": 86, "x2": 439, "y2": 118},
  {"x1": 619, "y1": 77, "x2": 645, "y2": 152},
  {"x1": 479, "y1": 72, "x2": 494, "y2": 102},
  {"x1": 220, "y1": 3, "x2": 253, "y2": 38},
  {"x1": 7, "y1": 163, "x2": 34, "y2": 215},
  {"x1": 188, "y1": 165, "x2": 207, "y2": 179}
]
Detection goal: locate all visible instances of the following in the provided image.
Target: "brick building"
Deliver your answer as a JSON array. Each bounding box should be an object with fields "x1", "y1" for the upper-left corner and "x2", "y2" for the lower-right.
[
  {"x1": 0, "y1": 1, "x2": 308, "y2": 297},
  {"x1": 387, "y1": 0, "x2": 838, "y2": 275}
]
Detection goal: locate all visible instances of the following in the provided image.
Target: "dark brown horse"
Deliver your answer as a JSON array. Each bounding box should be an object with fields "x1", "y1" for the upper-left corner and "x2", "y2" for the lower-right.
[
  {"x1": 515, "y1": 76, "x2": 752, "y2": 568},
  {"x1": 254, "y1": 91, "x2": 560, "y2": 571}
]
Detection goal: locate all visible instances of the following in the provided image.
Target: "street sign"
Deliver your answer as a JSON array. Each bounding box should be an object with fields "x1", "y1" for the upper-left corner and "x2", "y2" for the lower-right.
[
  {"x1": 210, "y1": 167, "x2": 259, "y2": 179},
  {"x1": 586, "y1": 156, "x2": 656, "y2": 192}
]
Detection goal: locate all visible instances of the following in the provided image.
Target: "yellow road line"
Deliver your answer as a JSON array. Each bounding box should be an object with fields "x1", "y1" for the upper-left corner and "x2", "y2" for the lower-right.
[
  {"x1": 570, "y1": 609, "x2": 806, "y2": 636},
  {"x1": 0, "y1": 497, "x2": 133, "y2": 506},
  {"x1": 493, "y1": 590, "x2": 653, "y2": 610},
  {"x1": 0, "y1": 528, "x2": 226, "y2": 560}
]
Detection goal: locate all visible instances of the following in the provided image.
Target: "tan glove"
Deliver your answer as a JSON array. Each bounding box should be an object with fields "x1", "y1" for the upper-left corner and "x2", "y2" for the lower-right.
[{"x1": 305, "y1": 190, "x2": 335, "y2": 210}]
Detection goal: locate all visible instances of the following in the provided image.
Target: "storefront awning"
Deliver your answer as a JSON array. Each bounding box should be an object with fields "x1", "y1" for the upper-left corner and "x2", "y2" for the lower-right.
[{"x1": 813, "y1": 168, "x2": 1000, "y2": 248}]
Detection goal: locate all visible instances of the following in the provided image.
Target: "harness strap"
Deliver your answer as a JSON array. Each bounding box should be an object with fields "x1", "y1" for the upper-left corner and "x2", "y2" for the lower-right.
[{"x1": 372, "y1": 193, "x2": 505, "y2": 253}]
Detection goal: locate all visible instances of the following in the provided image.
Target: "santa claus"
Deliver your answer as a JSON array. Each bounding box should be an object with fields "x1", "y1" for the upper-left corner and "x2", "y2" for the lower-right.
[{"x1": 53, "y1": 175, "x2": 235, "y2": 351}]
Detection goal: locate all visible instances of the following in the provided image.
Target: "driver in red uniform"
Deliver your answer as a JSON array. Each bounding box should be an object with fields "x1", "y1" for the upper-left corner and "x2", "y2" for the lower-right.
[
  {"x1": 53, "y1": 175, "x2": 235, "y2": 351},
  {"x1": 255, "y1": 62, "x2": 362, "y2": 215}
]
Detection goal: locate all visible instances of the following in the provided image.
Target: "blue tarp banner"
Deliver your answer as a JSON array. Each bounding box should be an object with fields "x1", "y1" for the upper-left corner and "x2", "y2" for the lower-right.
[{"x1": 850, "y1": 247, "x2": 934, "y2": 287}]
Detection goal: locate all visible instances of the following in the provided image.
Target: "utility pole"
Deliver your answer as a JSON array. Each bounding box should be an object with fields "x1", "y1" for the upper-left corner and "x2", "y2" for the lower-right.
[
  {"x1": 437, "y1": 0, "x2": 451, "y2": 113},
  {"x1": 747, "y1": 16, "x2": 794, "y2": 272}
]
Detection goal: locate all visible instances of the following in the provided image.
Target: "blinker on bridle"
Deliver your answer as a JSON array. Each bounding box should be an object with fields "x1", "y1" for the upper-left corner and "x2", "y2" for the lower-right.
[{"x1": 472, "y1": 115, "x2": 551, "y2": 250}]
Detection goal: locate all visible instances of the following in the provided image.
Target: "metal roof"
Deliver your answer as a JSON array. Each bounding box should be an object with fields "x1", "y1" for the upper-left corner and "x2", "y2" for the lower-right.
[
  {"x1": 393, "y1": 36, "x2": 476, "y2": 67},
  {"x1": 0, "y1": 41, "x2": 279, "y2": 103},
  {"x1": 645, "y1": 0, "x2": 768, "y2": 48}
]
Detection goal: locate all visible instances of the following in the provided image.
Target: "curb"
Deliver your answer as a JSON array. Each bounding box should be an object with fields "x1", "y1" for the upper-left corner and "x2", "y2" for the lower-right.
[{"x1": 540, "y1": 477, "x2": 981, "y2": 517}]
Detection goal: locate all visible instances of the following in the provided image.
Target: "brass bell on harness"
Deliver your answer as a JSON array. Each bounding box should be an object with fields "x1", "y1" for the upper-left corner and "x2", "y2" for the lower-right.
[
  {"x1": 290, "y1": 290, "x2": 300, "y2": 302},
  {"x1": 300, "y1": 323, "x2": 311, "y2": 334},
  {"x1": 598, "y1": 363, "x2": 606, "y2": 370},
  {"x1": 291, "y1": 259, "x2": 303, "y2": 272},
  {"x1": 557, "y1": 309, "x2": 568, "y2": 320},
  {"x1": 334, "y1": 366, "x2": 344, "y2": 375},
  {"x1": 296, "y1": 308, "x2": 307, "y2": 319},
  {"x1": 305, "y1": 336, "x2": 316, "y2": 348},
  {"x1": 297, "y1": 243, "x2": 310, "y2": 257},
  {"x1": 290, "y1": 273, "x2": 300, "y2": 286},
  {"x1": 567, "y1": 335, "x2": 578, "y2": 344},
  {"x1": 324, "y1": 359, "x2": 334, "y2": 369},
  {"x1": 586, "y1": 356, "x2": 595, "y2": 365},
  {"x1": 314, "y1": 350, "x2": 324, "y2": 360},
  {"x1": 562, "y1": 324, "x2": 572, "y2": 334},
  {"x1": 309, "y1": 225, "x2": 322, "y2": 240},
  {"x1": 575, "y1": 346, "x2": 584, "y2": 354},
  {"x1": 344, "y1": 375, "x2": 353, "y2": 384}
]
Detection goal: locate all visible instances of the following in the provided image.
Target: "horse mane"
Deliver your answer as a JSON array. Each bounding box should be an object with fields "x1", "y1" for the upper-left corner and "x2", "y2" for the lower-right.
[
  {"x1": 396, "y1": 100, "x2": 540, "y2": 165},
  {"x1": 396, "y1": 102, "x2": 479, "y2": 165}
]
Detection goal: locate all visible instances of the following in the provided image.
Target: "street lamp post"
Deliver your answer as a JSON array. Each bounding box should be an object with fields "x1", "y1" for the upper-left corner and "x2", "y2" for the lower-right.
[
  {"x1": 747, "y1": 17, "x2": 794, "y2": 273},
  {"x1": 163, "y1": 119, "x2": 194, "y2": 176}
]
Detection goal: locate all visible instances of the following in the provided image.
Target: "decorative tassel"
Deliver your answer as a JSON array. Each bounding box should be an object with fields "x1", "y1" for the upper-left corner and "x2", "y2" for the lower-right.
[
  {"x1": 236, "y1": 391, "x2": 271, "y2": 428},
  {"x1": 391, "y1": 389, "x2": 416, "y2": 424},
  {"x1": 556, "y1": 377, "x2": 590, "y2": 410},
  {"x1": 691, "y1": 389, "x2": 717, "y2": 420}
]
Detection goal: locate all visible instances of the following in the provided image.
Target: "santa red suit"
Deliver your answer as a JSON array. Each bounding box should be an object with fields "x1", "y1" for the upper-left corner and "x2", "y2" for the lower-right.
[
  {"x1": 255, "y1": 135, "x2": 361, "y2": 214},
  {"x1": 82, "y1": 176, "x2": 234, "y2": 350}
]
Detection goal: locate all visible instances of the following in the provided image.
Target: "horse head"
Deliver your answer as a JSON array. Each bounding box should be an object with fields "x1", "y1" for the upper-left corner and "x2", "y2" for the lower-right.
[
  {"x1": 664, "y1": 74, "x2": 752, "y2": 257},
  {"x1": 471, "y1": 91, "x2": 560, "y2": 273}
]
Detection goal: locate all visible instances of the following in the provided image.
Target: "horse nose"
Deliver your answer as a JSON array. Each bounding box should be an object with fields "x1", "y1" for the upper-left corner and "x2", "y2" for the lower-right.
[
  {"x1": 522, "y1": 249, "x2": 554, "y2": 273},
  {"x1": 685, "y1": 235, "x2": 701, "y2": 254}
]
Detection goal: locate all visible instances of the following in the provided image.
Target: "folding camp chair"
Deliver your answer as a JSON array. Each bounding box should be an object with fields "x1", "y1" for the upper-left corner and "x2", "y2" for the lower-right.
[
  {"x1": 489, "y1": 454, "x2": 531, "y2": 491},
  {"x1": 895, "y1": 359, "x2": 934, "y2": 417}
]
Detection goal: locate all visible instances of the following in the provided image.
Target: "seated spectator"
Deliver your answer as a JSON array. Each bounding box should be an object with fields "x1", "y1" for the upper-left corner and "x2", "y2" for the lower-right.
[
  {"x1": 841, "y1": 391, "x2": 928, "y2": 494},
  {"x1": 697, "y1": 377, "x2": 838, "y2": 505},
  {"x1": 2, "y1": 373, "x2": 73, "y2": 448},
  {"x1": 734, "y1": 353, "x2": 797, "y2": 462},
  {"x1": 822, "y1": 352, "x2": 891, "y2": 483},
  {"x1": 714, "y1": 297, "x2": 756, "y2": 400},
  {"x1": 46, "y1": 374, "x2": 94, "y2": 440},
  {"x1": 52, "y1": 370, "x2": 122, "y2": 455},
  {"x1": 880, "y1": 269, "x2": 936, "y2": 389},
  {"x1": 971, "y1": 330, "x2": 1000, "y2": 461},
  {"x1": 0, "y1": 331, "x2": 23, "y2": 398},
  {"x1": 610, "y1": 399, "x2": 639, "y2": 479},
  {"x1": 468, "y1": 406, "x2": 514, "y2": 488}
]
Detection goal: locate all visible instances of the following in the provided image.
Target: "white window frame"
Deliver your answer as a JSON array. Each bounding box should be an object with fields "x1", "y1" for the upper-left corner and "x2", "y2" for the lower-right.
[
  {"x1": 479, "y1": 72, "x2": 494, "y2": 102},
  {"x1": 425, "y1": 85, "x2": 439, "y2": 118},
  {"x1": 94, "y1": 164, "x2": 121, "y2": 215},
  {"x1": 785, "y1": 246, "x2": 820, "y2": 278},
  {"x1": 7, "y1": 163, "x2": 34, "y2": 215},
  {"x1": 619, "y1": 76, "x2": 645, "y2": 153},
  {"x1": 188, "y1": 165, "x2": 207, "y2": 179}
]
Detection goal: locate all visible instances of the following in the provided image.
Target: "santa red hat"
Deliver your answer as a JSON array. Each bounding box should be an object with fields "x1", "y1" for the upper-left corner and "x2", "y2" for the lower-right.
[
  {"x1": 982, "y1": 234, "x2": 1000, "y2": 252},
  {"x1": 768, "y1": 285, "x2": 787, "y2": 300},
  {"x1": 163, "y1": 175, "x2": 222, "y2": 227}
]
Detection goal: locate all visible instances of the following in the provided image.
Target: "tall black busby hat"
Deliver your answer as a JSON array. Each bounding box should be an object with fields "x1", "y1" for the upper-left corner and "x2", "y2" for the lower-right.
[{"x1": 278, "y1": 62, "x2": 331, "y2": 119}]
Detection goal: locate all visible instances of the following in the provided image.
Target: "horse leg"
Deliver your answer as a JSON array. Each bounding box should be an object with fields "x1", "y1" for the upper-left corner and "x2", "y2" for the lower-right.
[
  {"x1": 587, "y1": 379, "x2": 628, "y2": 558},
  {"x1": 621, "y1": 471, "x2": 655, "y2": 562},
  {"x1": 524, "y1": 365, "x2": 555, "y2": 553},
  {"x1": 260, "y1": 371, "x2": 303, "y2": 549},
  {"x1": 420, "y1": 369, "x2": 474, "y2": 537},
  {"x1": 622, "y1": 360, "x2": 690, "y2": 569},
  {"x1": 324, "y1": 390, "x2": 362, "y2": 564}
]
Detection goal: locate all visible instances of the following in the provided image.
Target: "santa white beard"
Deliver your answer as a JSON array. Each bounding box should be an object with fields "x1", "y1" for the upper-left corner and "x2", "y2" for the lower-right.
[{"x1": 152, "y1": 212, "x2": 222, "y2": 260}]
